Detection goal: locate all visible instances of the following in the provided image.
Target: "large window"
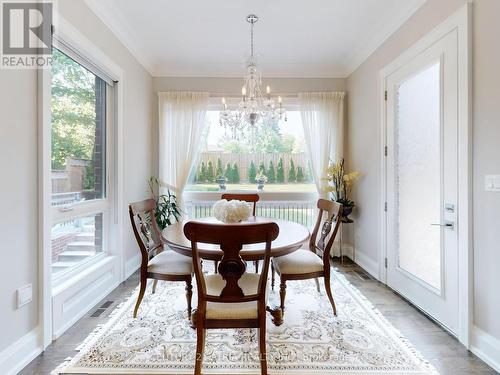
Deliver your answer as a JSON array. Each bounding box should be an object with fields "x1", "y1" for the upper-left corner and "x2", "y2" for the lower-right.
[
  {"x1": 50, "y1": 48, "x2": 111, "y2": 279},
  {"x1": 186, "y1": 110, "x2": 316, "y2": 193}
]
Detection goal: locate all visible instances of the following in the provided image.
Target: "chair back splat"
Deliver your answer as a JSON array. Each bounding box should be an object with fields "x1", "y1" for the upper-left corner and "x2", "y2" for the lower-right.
[
  {"x1": 309, "y1": 199, "x2": 343, "y2": 264},
  {"x1": 221, "y1": 193, "x2": 260, "y2": 216},
  {"x1": 184, "y1": 221, "x2": 278, "y2": 303}
]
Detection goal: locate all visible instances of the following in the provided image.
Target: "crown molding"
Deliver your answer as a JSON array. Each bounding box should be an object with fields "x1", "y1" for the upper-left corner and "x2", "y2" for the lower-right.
[
  {"x1": 343, "y1": 0, "x2": 427, "y2": 76},
  {"x1": 84, "y1": 0, "x2": 155, "y2": 75},
  {"x1": 151, "y1": 64, "x2": 349, "y2": 79},
  {"x1": 84, "y1": 0, "x2": 426, "y2": 79}
]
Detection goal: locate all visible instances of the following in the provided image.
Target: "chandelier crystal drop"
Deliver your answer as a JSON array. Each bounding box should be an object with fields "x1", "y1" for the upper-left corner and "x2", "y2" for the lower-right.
[{"x1": 220, "y1": 14, "x2": 286, "y2": 136}]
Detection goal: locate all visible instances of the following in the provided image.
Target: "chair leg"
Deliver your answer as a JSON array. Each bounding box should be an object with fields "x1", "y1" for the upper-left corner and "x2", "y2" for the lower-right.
[
  {"x1": 314, "y1": 278, "x2": 321, "y2": 293},
  {"x1": 258, "y1": 321, "x2": 268, "y2": 375},
  {"x1": 214, "y1": 260, "x2": 218, "y2": 273},
  {"x1": 255, "y1": 260, "x2": 259, "y2": 273},
  {"x1": 194, "y1": 325, "x2": 206, "y2": 375},
  {"x1": 271, "y1": 262, "x2": 275, "y2": 291},
  {"x1": 279, "y1": 279, "x2": 287, "y2": 314},
  {"x1": 185, "y1": 279, "x2": 193, "y2": 318},
  {"x1": 133, "y1": 276, "x2": 147, "y2": 318},
  {"x1": 324, "y1": 275, "x2": 337, "y2": 316},
  {"x1": 152, "y1": 279, "x2": 158, "y2": 294}
]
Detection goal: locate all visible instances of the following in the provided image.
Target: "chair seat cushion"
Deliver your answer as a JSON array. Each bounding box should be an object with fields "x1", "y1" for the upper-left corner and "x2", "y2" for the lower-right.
[
  {"x1": 273, "y1": 249, "x2": 324, "y2": 275},
  {"x1": 204, "y1": 273, "x2": 266, "y2": 320},
  {"x1": 147, "y1": 250, "x2": 193, "y2": 276}
]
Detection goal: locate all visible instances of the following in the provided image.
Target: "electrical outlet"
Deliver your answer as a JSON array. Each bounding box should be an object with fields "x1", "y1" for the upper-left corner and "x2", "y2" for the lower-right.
[
  {"x1": 485, "y1": 175, "x2": 500, "y2": 192},
  {"x1": 17, "y1": 284, "x2": 32, "y2": 308}
]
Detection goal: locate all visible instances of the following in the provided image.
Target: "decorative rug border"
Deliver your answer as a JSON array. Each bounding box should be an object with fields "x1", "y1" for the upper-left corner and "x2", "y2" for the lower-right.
[{"x1": 52, "y1": 270, "x2": 439, "y2": 375}]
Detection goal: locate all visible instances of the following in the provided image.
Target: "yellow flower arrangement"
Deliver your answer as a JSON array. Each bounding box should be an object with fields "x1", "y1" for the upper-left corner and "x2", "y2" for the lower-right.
[{"x1": 324, "y1": 159, "x2": 360, "y2": 207}]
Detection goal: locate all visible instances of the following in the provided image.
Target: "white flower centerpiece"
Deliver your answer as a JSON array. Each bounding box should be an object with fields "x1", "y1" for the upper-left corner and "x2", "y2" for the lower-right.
[{"x1": 213, "y1": 199, "x2": 252, "y2": 223}]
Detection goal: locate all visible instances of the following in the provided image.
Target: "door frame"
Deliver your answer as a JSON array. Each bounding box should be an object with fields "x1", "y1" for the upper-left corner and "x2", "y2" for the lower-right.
[
  {"x1": 37, "y1": 12, "x2": 125, "y2": 348},
  {"x1": 379, "y1": 3, "x2": 472, "y2": 347}
]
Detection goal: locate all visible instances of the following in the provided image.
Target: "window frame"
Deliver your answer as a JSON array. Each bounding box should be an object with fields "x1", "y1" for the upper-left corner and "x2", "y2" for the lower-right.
[{"x1": 50, "y1": 49, "x2": 114, "y2": 285}]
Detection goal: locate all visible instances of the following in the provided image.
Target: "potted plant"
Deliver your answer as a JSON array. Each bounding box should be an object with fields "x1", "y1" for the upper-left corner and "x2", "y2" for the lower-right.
[
  {"x1": 216, "y1": 174, "x2": 227, "y2": 191},
  {"x1": 256, "y1": 172, "x2": 268, "y2": 191},
  {"x1": 325, "y1": 159, "x2": 360, "y2": 222},
  {"x1": 148, "y1": 177, "x2": 181, "y2": 230}
]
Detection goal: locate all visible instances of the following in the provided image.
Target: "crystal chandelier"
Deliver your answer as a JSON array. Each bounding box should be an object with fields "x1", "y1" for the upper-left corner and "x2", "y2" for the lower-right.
[{"x1": 220, "y1": 14, "x2": 286, "y2": 136}]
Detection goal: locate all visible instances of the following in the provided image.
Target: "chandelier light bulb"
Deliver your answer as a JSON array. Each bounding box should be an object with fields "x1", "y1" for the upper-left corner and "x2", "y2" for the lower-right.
[
  {"x1": 242, "y1": 87, "x2": 247, "y2": 96},
  {"x1": 266, "y1": 86, "x2": 271, "y2": 94}
]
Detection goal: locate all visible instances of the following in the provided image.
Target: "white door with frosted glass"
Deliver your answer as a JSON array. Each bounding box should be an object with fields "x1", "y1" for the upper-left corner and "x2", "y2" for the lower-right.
[{"x1": 385, "y1": 31, "x2": 458, "y2": 333}]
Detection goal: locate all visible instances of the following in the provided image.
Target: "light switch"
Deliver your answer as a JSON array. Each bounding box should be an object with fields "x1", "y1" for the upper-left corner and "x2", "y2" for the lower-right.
[
  {"x1": 17, "y1": 284, "x2": 32, "y2": 308},
  {"x1": 485, "y1": 175, "x2": 500, "y2": 192}
]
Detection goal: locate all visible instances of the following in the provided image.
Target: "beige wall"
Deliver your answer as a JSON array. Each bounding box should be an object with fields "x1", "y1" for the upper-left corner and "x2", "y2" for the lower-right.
[
  {"x1": 0, "y1": 69, "x2": 40, "y2": 354},
  {"x1": 347, "y1": 0, "x2": 500, "y2": 343},
  {"x1": 0, "y1": 0, "x2": 154, "y2": 354}
]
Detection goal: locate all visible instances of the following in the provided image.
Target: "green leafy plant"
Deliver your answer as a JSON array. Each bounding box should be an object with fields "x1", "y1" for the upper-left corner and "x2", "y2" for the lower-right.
[
  {"x1": 148, "y1": 177, "x2": 181, "y2": 230},
  {"x1": 267, "y1": 160, "x2": 276, "y2": 183},
  {"x1": 232, "y1": 162, "x2": 240, "y2": 183},
  {"x1": 258, "y1": 161, "x2": 266, "y2": 176},
  {"x1": 249, "y1": 161, "x2": 257, "y2": 183},
  {"x1": 288, "y1": 159, "x2": 296, "y2": 182},
  {"x1": 216, "y1": 158, "x2": 223, "y2": 178},
  {"x1": 276, "y1": 157, "x2": 285, "y2": 183},
  {"x1": 206, "y1": 160, "x2": 215, "y2": 182},
  {"x1": 224, "y1": 162, "x2": 233, "y2": 182},
  {"x1": 296, "y1": 166, "x2": 304, "y2": 183}
]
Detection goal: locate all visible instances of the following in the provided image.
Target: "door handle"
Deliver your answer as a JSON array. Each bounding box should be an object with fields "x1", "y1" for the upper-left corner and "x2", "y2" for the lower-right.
[{"x1": 430, "y1": 221, "x2": 454, "y2": 229}]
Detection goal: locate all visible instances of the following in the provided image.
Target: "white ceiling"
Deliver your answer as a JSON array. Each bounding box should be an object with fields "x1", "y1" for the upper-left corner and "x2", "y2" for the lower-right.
[{"x1": 84, "y1": 0, "x2": 426, "y2": 78}]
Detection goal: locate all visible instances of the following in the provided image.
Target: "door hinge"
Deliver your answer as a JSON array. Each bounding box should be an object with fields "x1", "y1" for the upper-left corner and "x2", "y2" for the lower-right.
[
  {"x1": 384, "y1": 90, "x2": 387, "y2": 101},
  {"x1": 384, "y1": 146, "x2": 388, "y2": 156},
  {"x1": 384, "y1": 202, "x2": 387, "y2": 212},
  {"x1": 385, "y1": 257, "x2": 388, "y2": 268}
]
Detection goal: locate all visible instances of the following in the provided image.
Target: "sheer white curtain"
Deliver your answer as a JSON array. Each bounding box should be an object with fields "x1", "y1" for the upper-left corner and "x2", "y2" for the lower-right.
[
  {"x1": 158, "y1": 92, "x2": 209, "y2": 207},
  {"x1": 299, "y1": 92, "x2": 345, "y2": 196}
]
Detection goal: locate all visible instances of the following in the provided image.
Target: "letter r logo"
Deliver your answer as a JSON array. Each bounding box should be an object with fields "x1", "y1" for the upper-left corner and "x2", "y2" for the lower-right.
[{"x1": 2, "y1": 2, "x2": 52, "y2": 55}]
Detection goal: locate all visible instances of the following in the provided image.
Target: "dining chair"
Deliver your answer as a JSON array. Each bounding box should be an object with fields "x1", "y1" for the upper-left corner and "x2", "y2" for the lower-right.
[
  {"x1": 271, "y1": 199, "x2": 342, "y2": 316},
  {"x1": 129, "y1": 199, "x2": 193, "y2": 318},
  {"x1": 220, "y1": 193, "x2": 261, "y2": 272},
  {"x1": 184, "y1": 220, "x2": 279, "y2": 375}
]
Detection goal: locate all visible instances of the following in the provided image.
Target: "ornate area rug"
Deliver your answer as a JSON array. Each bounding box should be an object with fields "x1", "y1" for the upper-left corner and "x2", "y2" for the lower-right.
[{"x1": 53, "y1": 271, "x2": 438, "y2": 374}]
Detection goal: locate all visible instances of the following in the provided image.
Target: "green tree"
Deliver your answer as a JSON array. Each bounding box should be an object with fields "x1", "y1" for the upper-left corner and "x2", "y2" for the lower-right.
[
  {"x1": 232, "y1": 162, "x2": 240, "y2": 183},
  {"x1": 267, "y1": 160, "x2": 276, "y2": 183},
  {"x1": 288, "y1": 159, "x2": 296, "y2": 182},
  {"x1": 207, "y1": 160, "x2": 215, "y2": 182},
  {"x1": 296, "y1": 166, "x2": 304, "y2": 182},
  {"x1": 248, "y1": 161, "x2": 257, "y2": 183},
  {"x1": 51, "y1": 49, "x2": 97, "y2": 170},
  {"x1": 258, "y1": 161, "x2": 266, "y2": 176},
  {"x1": 276, "y1": 157, "x2": 285, "y2": 183},
  {"x1": 224, "y1": 162, "x2": 233, "y2": 182},
  {"x1": 216, "y1": 158, "x2": 223, "y2": 178},
  {"x1": 199, "y1": 161, "x2": 207, "y2": 182}
]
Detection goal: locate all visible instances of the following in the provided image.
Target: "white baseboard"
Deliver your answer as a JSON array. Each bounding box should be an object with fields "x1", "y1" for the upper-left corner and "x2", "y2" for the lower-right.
[
  {"x1": 125, "y1": 253, "x2": 141, "y2": 280},
  {"x1": 353, "y1": 250, "x2": 380, "y2": 280},
  {"x1": 470, "y1": 325, "x2": 500, "y2": 372},
  {"x1": 0, "y1": 327, "x2": 42, "y2": 375}
]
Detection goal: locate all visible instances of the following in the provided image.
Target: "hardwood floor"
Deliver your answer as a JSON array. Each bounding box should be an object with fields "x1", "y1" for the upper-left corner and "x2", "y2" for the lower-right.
[{"x1": 20, "y1": 259, "x2": 497, "y2": 375}]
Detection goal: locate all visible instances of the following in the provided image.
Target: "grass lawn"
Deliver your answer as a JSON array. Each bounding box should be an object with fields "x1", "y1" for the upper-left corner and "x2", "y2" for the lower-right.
[{"x1": 186, "y1": 183, "x2": 317, "y2": 192}]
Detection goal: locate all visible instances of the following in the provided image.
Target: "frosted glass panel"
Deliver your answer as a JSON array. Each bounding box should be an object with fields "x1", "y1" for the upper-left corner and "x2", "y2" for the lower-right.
[{"x1": 396, "y1": 61, "x2": 441, "y2": 291}]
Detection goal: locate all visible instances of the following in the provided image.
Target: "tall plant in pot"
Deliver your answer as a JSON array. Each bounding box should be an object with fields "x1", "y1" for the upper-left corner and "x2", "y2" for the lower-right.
[
  {"x1": 325, "y1": 159, "x2": 360, "y2": 222},
  {"x1": 148, "y1": 177, "x2": 181, "y2": 230}
]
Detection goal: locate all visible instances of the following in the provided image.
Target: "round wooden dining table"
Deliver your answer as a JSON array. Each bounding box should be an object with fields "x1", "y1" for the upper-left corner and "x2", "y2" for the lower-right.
[{"x1": 161, "y1": 216, "x2": 310, "y2": 261}]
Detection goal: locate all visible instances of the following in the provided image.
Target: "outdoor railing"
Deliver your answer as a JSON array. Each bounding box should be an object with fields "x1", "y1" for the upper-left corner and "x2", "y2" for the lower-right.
[
  {"x1": 52, "y1": 191, "x2": 81, "y2": 206},
  {"x1": 184, "y1": 191, "x2": 318, "y2": 228}
]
